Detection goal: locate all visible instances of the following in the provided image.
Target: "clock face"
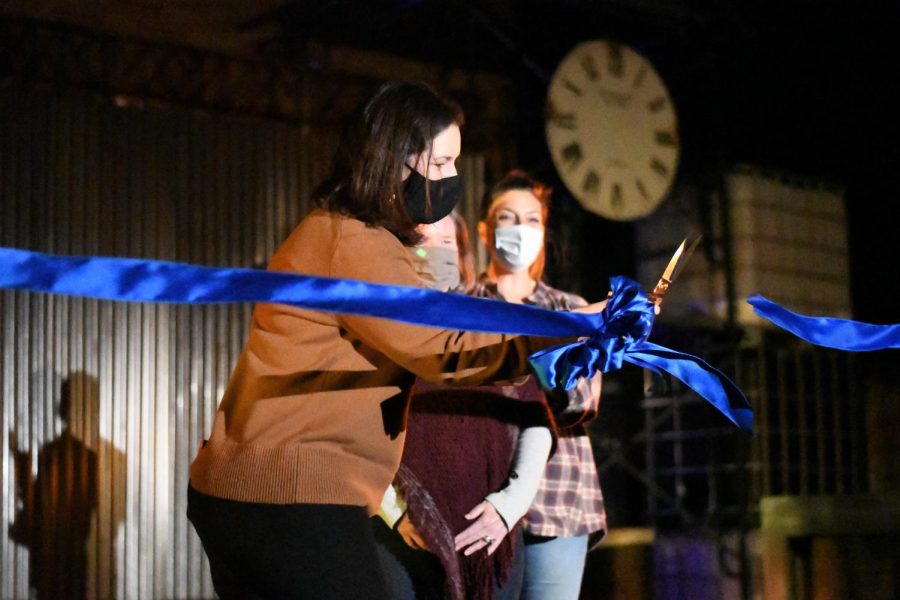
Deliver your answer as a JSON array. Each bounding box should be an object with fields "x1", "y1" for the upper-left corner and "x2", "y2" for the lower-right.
[{"x1": 546, "y1": 40, "x2": 680, "y2": 221}]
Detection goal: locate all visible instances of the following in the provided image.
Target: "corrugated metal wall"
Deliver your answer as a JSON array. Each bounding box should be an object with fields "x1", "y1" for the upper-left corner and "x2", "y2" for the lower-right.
[
  {"x1": 0, "y1": 87, "x2": 483, "y2": 599},
  {"x1": 0, "y1": 86, "x2": 329, "y2": 599}
]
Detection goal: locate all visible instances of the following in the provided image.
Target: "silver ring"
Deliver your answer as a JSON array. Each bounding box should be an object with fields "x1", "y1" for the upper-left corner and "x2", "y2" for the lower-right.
[{"x1": 482, "y1": 535, "x2": 493, "y2": 546}]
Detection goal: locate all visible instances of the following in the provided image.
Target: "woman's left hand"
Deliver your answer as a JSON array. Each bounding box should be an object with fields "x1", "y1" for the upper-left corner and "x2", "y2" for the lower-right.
[
  {"x1": 396, "y1": 512, "x2": 430, "y2": 551},
  {"x1": 573, "y1": 299, "x2": 608, "y2": 314},
  {"x1": 453, "y1": 500, "x2": 508, "y2": 556}
]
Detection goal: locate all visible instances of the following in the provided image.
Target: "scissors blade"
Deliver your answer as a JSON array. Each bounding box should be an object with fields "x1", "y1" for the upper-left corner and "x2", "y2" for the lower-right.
[
  {"x1": 650, "y1": 234, "x2": 702, "y2": 304},
  {"x1": 667, "y1": 234, "x2": 702, "y2": 284},
  {"x1": 659, "y1": 239, "x2": 686, "y2": 284}
]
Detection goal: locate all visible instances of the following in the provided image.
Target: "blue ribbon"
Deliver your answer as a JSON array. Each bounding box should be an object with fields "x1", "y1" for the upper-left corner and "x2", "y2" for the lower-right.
[
  {"x1": 532, "y1": 277, "x2": 754, "y2": 432},
  {"x1": 748, "y1": 295, "x2": 900, "y2": 351},
  {"x1": 0, "y1": 246, "x2": 754, "y2": 432}
]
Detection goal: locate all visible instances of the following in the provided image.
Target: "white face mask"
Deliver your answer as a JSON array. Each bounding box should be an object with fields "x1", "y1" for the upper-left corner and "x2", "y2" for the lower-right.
[{"x1": 493, "y1": 225, "x2": 544, "y2": 272}]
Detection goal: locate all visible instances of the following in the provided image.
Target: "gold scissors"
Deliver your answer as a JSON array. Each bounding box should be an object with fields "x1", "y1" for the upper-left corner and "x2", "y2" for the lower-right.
[{"x1": 647, "y1": 235, "x2": 702, "y2": 306}]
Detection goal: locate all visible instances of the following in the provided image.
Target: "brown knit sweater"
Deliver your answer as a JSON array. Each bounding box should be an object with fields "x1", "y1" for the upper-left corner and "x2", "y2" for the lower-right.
[{"x1": 189, "y1": 209, "x2": 562, "y2": 513}]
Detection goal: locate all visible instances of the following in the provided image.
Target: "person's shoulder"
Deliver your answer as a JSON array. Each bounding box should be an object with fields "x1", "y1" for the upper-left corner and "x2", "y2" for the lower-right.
[
  {"x1": 330, "y1": 214, "x2": 417, "y2": 284},
  {"x1": 534, "y1": 281, "x2": 588, "y2": 309},
  {"x1": 274, "y1": 209, "x2": 336, "y2": 252},
  {"x1": 299, "y1": 208, "x2": 359, "y2": 234},
  {"x1": 331, "y1": 216, "x2": 406, "y2": 261},
  {"x1": 285, "y1": 209, "x2": 394, "y2": 245},
  {"x1": 282, "y1": 208, "x2": 334, "y2": 236},
  {"x1": 269, "y1": 209, "x2": 358, "y2": 273},
  {"x1": 471, "y1": 274, "x2": 500, "y2": 299}
]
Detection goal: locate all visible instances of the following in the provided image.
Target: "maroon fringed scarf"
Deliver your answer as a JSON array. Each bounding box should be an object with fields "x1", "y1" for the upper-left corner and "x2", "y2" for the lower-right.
[{"x1": 395, "y1": 380, "x2": 552, "y2": 600}]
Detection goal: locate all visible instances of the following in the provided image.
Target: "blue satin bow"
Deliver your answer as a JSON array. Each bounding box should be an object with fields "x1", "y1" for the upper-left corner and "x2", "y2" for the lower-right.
[
  {"x1": 529, "y1": 276, "x2": 654, "y2": 384},
  {"x1": 531, "y1": 277, "x2": 754, "y2": 433},
  {"x1": 0, "y1": 246, "x2": 754, "y2": 432},
  {"x1": 748, "y1": 295, "x2": 900, "y2": 351}
]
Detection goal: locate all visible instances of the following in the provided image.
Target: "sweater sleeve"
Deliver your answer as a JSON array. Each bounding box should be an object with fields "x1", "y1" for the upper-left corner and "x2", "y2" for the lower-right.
[
  {"x1": 377, "y1": 484, "x2": 407, "y2": 529},
  {"x1": 332, "y1": 228, "x2": 566, "y2": 386},
  {"x1": 485, "y1": 426, "x2": 553, "y2": 529}
]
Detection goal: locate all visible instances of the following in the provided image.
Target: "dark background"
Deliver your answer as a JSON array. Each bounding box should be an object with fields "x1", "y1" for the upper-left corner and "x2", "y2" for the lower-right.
[
  {"x1": 0, "y1": 3, "x2": 896, "y2": 595},
  {"x1": 256, "y1": 0, "x2": 900, "y2": 324}
]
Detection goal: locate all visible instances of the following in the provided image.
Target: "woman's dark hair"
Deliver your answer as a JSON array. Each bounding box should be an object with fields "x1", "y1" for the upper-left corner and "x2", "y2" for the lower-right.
[{"x1": 316, "y1": 81, "x2": 464, "y2": 245}]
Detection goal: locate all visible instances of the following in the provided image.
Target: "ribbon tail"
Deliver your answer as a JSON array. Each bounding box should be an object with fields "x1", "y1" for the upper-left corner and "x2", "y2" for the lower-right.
[
  {"x1": 748, "y1": 295, "x2": 900, "y2": 351},
  {"x1": 626, "y1": 342, "x2": 754, "y2": 434},
  {"x1": 529, "y1": 337, "x2": 627, "y2": 392}
]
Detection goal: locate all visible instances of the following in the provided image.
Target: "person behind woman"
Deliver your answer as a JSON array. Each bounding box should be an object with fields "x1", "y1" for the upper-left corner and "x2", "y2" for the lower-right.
[
  {"x1": 374, "y1": 210, "x2": 556, "y2": 600},
  {"x1": 410, "y1": 210, "x2": 478, "y2": 293},
  {"x1": 186, "y1": 82, "x2": 605, "y2": 599},
  {"x1": 474, "y1": 170, "x2": 606, "y2": 600}
]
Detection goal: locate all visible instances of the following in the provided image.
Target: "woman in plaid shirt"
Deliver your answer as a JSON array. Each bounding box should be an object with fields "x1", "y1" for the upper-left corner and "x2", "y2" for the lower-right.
[{"x1": 474, "y1": 170, "x2": 606, "y2": 600}]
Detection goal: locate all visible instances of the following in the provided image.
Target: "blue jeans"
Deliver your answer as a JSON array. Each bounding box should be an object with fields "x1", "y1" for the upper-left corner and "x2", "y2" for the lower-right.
[{"x1": 520, "y1": 534, "x2": 588, "y2": 600}]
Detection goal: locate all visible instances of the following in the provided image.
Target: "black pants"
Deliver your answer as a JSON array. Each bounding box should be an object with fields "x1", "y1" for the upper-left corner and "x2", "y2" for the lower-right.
[{"x1": 187, "y1": 485, "x2": 389, "y2": 600}]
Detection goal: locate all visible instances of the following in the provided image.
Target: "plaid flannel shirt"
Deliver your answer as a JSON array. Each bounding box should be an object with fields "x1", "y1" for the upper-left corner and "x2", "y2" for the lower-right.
[{"x1": 472, "y1": 277, "x2": 607, "y2": 539}]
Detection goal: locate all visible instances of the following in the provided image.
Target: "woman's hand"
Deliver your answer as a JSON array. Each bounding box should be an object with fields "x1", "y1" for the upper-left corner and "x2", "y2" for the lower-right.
[
  {"x1": 588, "y1": 370, "x2": 602, "y2": 400},
  {"x1": 396, "y1": 512, "x2": 430, "y2": 552},
  {"x1": 573, "y1": 299, "x2": 608, "y2": 314},
  {"x1": 574, "y1": 296, "x2": 660, "y2": 316},
  {"x1": 453, "y1": 500, "x2": 508, "y2": 556}
]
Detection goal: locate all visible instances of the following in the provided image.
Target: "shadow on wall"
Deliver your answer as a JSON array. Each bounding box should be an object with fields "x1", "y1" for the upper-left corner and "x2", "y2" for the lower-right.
[{"x1": 9, "y1": 371, "x2": 126, "y2": 599}]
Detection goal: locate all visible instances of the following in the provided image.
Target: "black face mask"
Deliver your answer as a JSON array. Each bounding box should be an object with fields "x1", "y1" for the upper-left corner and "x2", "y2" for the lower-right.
[{"x1": 403, "y1": 169, "x2": 463, "y2": 224}]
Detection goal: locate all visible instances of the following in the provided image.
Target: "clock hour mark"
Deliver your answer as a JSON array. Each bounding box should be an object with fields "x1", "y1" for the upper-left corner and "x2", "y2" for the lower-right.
[
  {"x1": 655, "y1": 130, "x2": 676, "y2": 146},
  {"x1": 632, "y1": 65, "x2": 647, "y2": 89},
  {"x1": 647, "y1": 96, "x2": 666, "y2": 113},
  {"x1": 582, "y1": 170, "x2": 600, "y2": 196},
  {"x1": 563, "y1": 79, "x2": 583, "y2": 97},
  {"x1": 607, "y1": 43, "x2": 623, "y2": 78},
  {"x1": 579, "y1": 53, "x2": 599, "y2": 81},
  {"x1": 549, "y1": 112, "x2": 576, "y2": 130},
  {"x1": 650, "y1": 157, "x2": 669, "y2": 177},
  {"x1": 635, "y1": 178, "x2": 649, "y2": 201},
  {"x1": 561, "y1": 142, "x2": 583, "y2": 171},
  {"x1": 611, "y1": 183, "x2": 623, "y2": 209}
]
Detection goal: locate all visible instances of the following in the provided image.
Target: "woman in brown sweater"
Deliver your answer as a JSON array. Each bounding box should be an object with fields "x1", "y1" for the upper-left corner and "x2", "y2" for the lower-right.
[{"x1": 186, "y1": 81, "x2": 604, "y2": 599}]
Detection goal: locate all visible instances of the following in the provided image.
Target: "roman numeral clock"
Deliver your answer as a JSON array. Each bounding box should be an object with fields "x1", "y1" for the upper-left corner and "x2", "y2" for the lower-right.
[{"x1": 546, "y1": 40, "x2": 679, "y2": 220}]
